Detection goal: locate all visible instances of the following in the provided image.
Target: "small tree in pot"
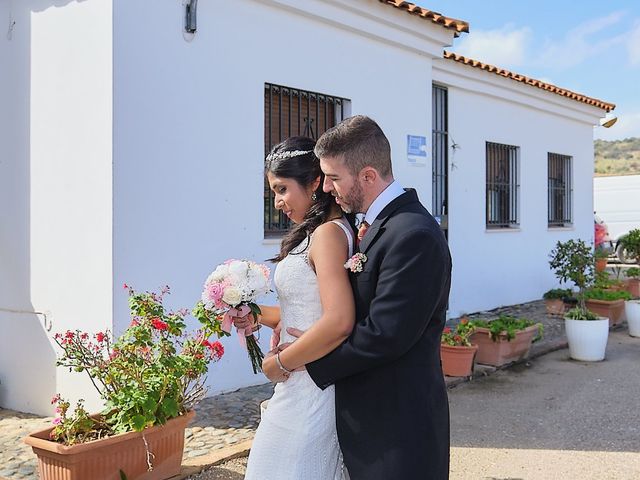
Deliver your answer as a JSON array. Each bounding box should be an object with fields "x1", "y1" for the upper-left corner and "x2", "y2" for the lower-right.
[
  {"x1": 625, "y1": 266, "x2": 640, "y2": 298},
  {"x1": 548, "y1": 239, "x2": 608, "y2": 361},
  {"x1": 620, "y1": 229, "x2": 640, "y2": 264}
]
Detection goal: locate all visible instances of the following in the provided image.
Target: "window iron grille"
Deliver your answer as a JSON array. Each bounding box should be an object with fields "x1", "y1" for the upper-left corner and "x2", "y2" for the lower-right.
[
  {"x1": 486, "y1": 142, "x2": 520, "y2": 228},
  {"x1": 264, "y1": 83, "x2": 349, "y2": 236},
  {"x1": 548, "y1": 153, "x2": 573, "y2": 227}
]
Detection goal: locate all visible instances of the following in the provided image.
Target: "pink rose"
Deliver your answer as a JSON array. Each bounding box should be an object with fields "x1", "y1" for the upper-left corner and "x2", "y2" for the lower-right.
[{"x1": 205, "y1": 282, "x2": 224, "y2": 304}]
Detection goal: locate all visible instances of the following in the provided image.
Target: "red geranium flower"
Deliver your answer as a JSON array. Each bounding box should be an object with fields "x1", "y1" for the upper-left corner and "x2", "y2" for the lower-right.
[
  {"x1": 209, "y1": 341, "x2": 224, "y2": 360},
  {"x1": 151, "y1": 317, "x2": 169, "y2": 331}
]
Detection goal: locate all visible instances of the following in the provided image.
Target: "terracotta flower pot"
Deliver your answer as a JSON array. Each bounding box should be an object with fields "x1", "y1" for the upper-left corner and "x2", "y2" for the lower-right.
[
  {"x1": 469, "y1": 325, "x2": 539, "y2": 367},
  {"x1": 24, "y1": 410, "x2": 194, "y2": 480},
  {"x1": 595, "y1": 258, "x2": 607, "y2": 272},
  {"x1": 626, "y1": 278, "x2": 640, "y2": 298},
  {"x1": 440, "y1": 344, "x2": 478, "y2": 377},
  {"x1": 585, "y1": 298, "x2": 625, "y2": 327},
  {"x1": 544, "y1": 299, "x2": 565, "y2": 316}
]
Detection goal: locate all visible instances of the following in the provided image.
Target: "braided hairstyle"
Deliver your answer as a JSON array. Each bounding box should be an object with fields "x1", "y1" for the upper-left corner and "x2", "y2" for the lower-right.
[{"x1": 266, "y1": 136, "x2": 347, "y2": 262}]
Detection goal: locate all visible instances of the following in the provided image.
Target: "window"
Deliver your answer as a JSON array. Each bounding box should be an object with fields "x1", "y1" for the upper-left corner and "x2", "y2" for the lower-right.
[
  {"x1": 432, "y1": 84, "x2": 448, "y2": 238},
  {"x1": 264, "y1": 83, "x2": 349, "y2": 236},
  {"x1": 548, "y1": 153, "x2": 573, "y2": 227},
  {"x1": 486, "y1": 142, "x2": 520, "y2": 229}
]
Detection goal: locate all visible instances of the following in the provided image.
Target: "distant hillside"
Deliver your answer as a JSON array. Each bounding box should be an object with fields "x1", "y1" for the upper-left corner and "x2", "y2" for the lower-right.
[{"x1": 594, "y1": 137, "x2": 640, "y2": 176}]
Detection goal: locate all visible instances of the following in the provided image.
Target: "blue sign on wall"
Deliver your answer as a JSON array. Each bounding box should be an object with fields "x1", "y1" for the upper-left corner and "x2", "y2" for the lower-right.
[{"x1": 407, "y1": 135, "x2": 427, "y2": 166}]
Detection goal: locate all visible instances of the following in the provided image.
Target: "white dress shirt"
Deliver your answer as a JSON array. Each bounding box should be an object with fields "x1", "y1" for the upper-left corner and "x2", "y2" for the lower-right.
[{"x1": 360, "y1": 180, "x2": 405, "y2": 225}]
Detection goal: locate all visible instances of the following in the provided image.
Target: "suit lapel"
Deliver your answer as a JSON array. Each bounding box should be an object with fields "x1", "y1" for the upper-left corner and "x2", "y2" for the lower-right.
[{"x1": 358, "y1": 189, "x2": 418, "y2": 254}]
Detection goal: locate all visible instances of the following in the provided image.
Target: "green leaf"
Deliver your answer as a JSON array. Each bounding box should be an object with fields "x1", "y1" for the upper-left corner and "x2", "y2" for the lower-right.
[
  {"x1": 161, "y1": 397, "x2": 179, "y2": 418},
  {"x1": 143, "y1": 396, "x2": 157, "y2": 413},
  {"x1": 131, "y1": 414, "x2": 146, "y2": 431},
  {"x1": 119, "y1": 470, "x2": 128, "y2": 480}
]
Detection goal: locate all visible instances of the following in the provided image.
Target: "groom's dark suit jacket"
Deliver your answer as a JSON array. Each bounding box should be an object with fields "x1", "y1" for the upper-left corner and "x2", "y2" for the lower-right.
[{"x1": 307, "y1": 189, "x2": 452, "y2": 480}]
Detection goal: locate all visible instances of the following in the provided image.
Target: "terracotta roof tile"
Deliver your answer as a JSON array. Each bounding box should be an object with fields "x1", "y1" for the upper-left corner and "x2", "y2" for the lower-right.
[
  {"x1": 379, "y1": 1, "x2": 469, "y2": 35},
  {"x1": 443, "y1": 51, "x2": 615, "y2": 112}
]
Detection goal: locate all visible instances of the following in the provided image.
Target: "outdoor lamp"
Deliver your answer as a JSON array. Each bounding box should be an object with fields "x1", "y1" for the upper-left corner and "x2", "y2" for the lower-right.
[
  {"x1": 600, "y1": 113, "x2": 618, "y2": 128},
  {"x1": 185, "y1": 0, "x2": 198, "y2": 34}
]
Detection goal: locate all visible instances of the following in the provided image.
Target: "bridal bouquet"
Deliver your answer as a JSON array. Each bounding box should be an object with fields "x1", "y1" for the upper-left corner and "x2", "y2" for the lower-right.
[{"x1": 193, "y1": 259, "x2": 271, "y2": 374}]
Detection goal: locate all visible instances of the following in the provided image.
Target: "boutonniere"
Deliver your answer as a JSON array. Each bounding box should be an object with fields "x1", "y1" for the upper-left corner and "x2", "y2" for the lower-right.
[{"x1": 344, "y1": 253, "x2": 367, "y2": 273}]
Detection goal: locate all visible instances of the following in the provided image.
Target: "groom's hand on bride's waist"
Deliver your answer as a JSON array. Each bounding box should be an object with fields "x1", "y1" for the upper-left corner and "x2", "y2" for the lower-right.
[{"x1": 286, "y1": 327, "x2": 304, "y2": 338}]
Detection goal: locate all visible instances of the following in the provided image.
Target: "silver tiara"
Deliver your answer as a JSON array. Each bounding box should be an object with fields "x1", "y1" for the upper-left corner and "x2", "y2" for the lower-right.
[{"x1": 266, "y1": 149, "x2": 313, "y2": 162}]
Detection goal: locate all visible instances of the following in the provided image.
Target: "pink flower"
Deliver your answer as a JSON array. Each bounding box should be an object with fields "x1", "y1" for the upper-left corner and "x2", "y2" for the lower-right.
[
  {"x1": 204, "y1": 282, "x2": 224, "y2": 304},
  {"x1": 95, "y1": 332, "x2": 107, "y2": 343},
  {"x1": 52, "y1": 417, "x2": 62, "y2": 425}
]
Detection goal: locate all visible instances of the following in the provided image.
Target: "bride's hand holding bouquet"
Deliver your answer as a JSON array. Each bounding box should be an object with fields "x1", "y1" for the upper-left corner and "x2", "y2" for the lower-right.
[{"x1": 193, "y1": 259, "x2": 271, "y2": 374}]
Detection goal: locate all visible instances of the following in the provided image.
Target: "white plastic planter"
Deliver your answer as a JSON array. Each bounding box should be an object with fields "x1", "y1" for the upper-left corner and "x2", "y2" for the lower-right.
[
  {"x1": 625, "y1": 300, "x2": 640, "y2": 337},
  {"x1": 564, "y1": 317, "x2": 609, "y2": 361}
]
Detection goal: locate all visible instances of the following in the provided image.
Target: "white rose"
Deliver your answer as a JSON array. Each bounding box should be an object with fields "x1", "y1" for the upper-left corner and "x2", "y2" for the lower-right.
[
  {"x1": 222, "y1": 286, "x2": 243, "y2": 307},
  {"x1": 247, "y1": 269, "x2": 267, "y2": 293},
  {"x1": 228, "y1": 261, "x2": 249, "y2": 282},
  {"x1": 209, "y1": 264, "x2": 229, "y2": 282}
]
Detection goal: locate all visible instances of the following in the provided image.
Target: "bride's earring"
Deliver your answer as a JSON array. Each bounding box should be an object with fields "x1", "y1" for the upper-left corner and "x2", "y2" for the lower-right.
[{"x1": 311, "y1": 192, "x2": 317, "y2": 202}]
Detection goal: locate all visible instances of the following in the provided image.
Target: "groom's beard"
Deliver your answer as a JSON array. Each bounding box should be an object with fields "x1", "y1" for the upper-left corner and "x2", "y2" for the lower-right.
[{"x1": 337, "y1": 181, "x2": 364, "y2": 214}]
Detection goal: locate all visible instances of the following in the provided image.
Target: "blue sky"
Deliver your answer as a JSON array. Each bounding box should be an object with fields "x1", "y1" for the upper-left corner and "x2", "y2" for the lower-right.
[{"x1": 419, "y1": 1, "x2": 640, "y2": 141}]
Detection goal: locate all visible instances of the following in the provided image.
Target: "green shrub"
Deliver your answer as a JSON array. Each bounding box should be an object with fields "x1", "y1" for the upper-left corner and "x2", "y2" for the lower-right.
[
  {"x1": 471, "y1": 315, "x2": 543, "y2": 342},
  {"x1": 565, "y1": 307, "x2": 600, "y2": 320},
  {"x1": 543, "y1": 288, "x2": 572, "y2": 300},
  {"x1": 584, "y1": 288, "x2": 632, "y2": 301},
  {"x1": 625, "y1": 267, "x2": 640, "y2": 279}
]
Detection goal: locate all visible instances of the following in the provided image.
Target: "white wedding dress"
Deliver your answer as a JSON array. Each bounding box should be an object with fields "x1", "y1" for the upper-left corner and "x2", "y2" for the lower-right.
[{"x1": 244, "y1": 220, "x2": 353, "y2": 480}]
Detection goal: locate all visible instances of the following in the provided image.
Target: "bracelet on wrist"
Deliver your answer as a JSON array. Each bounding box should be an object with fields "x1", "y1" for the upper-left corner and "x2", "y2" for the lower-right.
[{"x1": 276, "y1": 351, "x2": 293, "y2": 374}]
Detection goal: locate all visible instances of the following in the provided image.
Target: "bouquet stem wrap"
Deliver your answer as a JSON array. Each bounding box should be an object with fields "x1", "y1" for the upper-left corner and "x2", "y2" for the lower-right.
[{"x1": 222, "y1": 304, "x2": 264, "y2": 374}]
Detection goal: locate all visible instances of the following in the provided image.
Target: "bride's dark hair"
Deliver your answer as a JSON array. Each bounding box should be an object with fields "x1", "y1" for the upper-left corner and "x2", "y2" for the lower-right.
[{"x1": 266, "y1": 136, "x2": 344, "y2": 262}]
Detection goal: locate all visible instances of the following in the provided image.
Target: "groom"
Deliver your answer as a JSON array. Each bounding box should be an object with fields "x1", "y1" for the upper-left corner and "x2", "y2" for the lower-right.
[{"x1": 290, "y1": 115, "x2": 452, "y2": 479}]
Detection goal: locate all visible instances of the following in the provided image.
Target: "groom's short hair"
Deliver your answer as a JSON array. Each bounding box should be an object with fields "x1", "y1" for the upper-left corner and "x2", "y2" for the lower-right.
[{"x1": 314, "y1": 115, "x2": 393, "y2": 179}]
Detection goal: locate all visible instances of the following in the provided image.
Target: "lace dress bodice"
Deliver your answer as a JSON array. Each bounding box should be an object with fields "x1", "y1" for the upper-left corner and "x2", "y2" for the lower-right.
[{"x1": 274, "y1": 236, "x2": 323, "y2": 346}]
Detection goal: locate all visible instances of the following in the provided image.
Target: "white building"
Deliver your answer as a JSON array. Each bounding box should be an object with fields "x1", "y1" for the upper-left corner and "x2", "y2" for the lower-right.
[
  {"x1": 594, "y1": 174, "x2": 640, "y2": 242},
  {"x1": 1, "y1": 0, "x2": 613, "y2": 415}
]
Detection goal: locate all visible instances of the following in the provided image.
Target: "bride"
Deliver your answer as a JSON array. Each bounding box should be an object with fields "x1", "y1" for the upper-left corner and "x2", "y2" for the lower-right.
[{"x1": 240, "y1": 136, "x2": 355, "y2": 480}]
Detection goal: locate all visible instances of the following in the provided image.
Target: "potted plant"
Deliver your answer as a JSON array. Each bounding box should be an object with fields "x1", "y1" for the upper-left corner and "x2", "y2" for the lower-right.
[
  {"x1": 593, "y1": 270, "x2": 625, "y2": 292},
  {"x1": 542, "y1": 288, "x2": 572, "y2": 316},
  {"x1": 624, "y1": 266, "x2": 640, "y2": 297},
  {"x1": 24, "y1": 286, "x2": 226, "y2": 480},
  {"x1": 440, "y1": 317, "x2": 478, "y2": 377},
  {"x1": 620, "y1": 228, "x2": 640, "y2": 263},
  {"x1": 549, "y1": 239, "x2": 609, "y2": 361},
  {"x1": 468, "y1": 315, "x2": 542, "y2": 367},
  {"x1": 584, "y1": 288, "x2": 632, "y2": 327},
  {"x1": 594, "y1": 245, "x2": 609, "y2": 272}
]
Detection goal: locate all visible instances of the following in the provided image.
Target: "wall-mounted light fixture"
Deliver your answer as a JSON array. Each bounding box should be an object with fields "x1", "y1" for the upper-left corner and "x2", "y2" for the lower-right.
[
  {"x1": 185, "y1": 0, "x2": 198, "y2": 34},
  {"x1": 599, "y1": 113, "x2": 618, "y2": 128}
]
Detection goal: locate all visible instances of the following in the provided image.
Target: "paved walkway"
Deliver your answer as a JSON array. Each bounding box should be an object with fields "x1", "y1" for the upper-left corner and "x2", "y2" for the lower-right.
[{"x1": 0, "y1": 299, "x2": 567, "y2": 479}]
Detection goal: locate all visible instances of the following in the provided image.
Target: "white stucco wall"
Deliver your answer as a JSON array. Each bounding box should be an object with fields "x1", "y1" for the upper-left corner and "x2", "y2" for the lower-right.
[
  {"x1": 0, "y1": 0, "x2": 112, "y2": 415},
  {"x1": 433, "y1": 60, "x2": 604, "y2": 316},
  {"x1": 112, "y1": 0, "x2": 452, "y2": 394}
]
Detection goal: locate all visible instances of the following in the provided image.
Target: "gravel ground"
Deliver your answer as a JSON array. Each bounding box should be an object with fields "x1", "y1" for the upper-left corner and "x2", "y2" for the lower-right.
[{"x1": 187, "y1": 457, "x2": 247, "y2": 480}]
